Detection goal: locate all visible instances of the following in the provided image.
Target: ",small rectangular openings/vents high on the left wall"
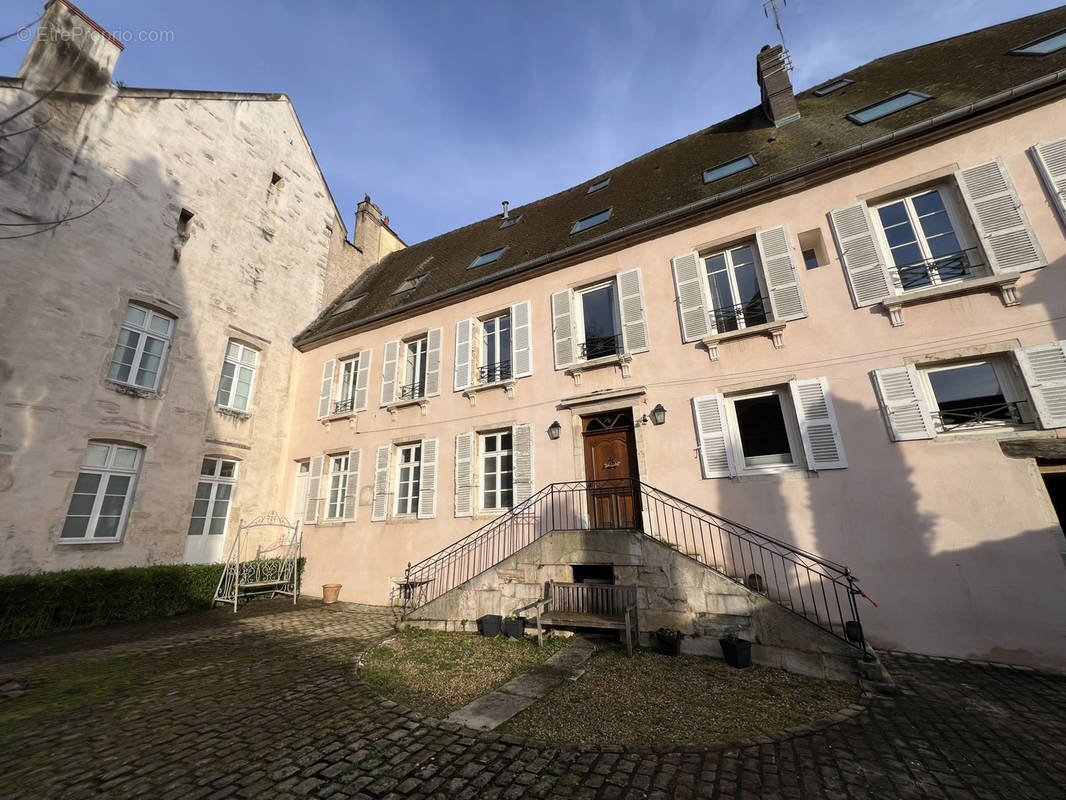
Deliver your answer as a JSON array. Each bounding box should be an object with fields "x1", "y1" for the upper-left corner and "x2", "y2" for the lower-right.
[{"x1": 177, "y1": 208, "x2": 193, "y2": 236}]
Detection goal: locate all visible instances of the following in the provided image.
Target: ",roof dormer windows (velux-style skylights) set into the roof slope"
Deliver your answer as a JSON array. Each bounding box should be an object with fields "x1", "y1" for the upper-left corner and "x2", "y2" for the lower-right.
[
  {"x1": 812, "y1": 78, "x2": 854, "y2": 96},
  {"x1": 846, "y1": 91, "x2": 932, "y2": 125},
  {"x1": 469, "y1": 246, "x2": 507, "y2": 269},
  {"x1": 391, "y1": 274, "x2": 428, "y2": 296},
  {"x1": 330, "y1": 294, "x2": 367, "y2": 316},
  {"x1": 1010, "y1": 28, "x2": 1066, "y2": 55},
  {"x1": 587, "y1": 176, "x2": 611, "y2": 194},
  {"x1": 296, "y1": 8, "x2": 1066, "y2": 350},
  {"x1": 703, "y1": 154, "x2": 758, "y2": 185},
  {"x1": 571, "y1": 208, "x2": 613, "y2": 235}
]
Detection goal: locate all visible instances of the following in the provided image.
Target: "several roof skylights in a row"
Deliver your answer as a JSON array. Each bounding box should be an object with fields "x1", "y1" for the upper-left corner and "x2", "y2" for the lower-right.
[
  {"x1": 368, "y1": 24, "x2": 1066, "y2": 305},
  {"x1": 811, "y1": 75, "x2": 931, "y2": 125}
]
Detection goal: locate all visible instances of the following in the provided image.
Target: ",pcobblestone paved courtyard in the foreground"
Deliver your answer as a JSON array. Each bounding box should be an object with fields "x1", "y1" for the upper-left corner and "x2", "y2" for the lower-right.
[{"x1": 1, "y1": 600, "x2": 1065, "y2": 799}]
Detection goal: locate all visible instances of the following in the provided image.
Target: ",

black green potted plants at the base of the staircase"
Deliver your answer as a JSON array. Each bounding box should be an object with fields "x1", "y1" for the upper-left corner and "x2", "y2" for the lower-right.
[
  {"x1": 719, "y1": 635, "x2": 753, "y2": 668},
  {"x1": 503, "y1": 615, "x2": 525, "y2": 639},
  {"x1": 478, "y1": 614, "x2": 502, "y2": 637},
  {"x1": 655, "y1": 627, "x2": 684, "y2": 656}
]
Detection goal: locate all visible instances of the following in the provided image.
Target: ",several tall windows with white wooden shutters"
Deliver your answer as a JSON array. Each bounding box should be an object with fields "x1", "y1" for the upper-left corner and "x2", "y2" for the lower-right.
[
  {"x1": 304, "y1": 456, "x2": 323, "y2": 523},
  {"x1": 342, "y1": 451, "x2": 360, "y2": 522},
  {"x1": 829, "y1": 159, "x2": 1045, "y2": 309},
  {"x1": 336, "y1": 357, "x2": 358, "y2": 413},
  {"x1": 1031, "y1": 137, "x2": 1066, "y2": 226},
  {"x1": 108, "y1": 304, "x2": 174, "y2": 391},
  {"x1": 325, "y1": 454, "x2": 349, "y2": 520},
  {"x1": 216, "y1": 341, "x2": 258, "y2": 412},
  {"x1": 480, "y1": 431, "x2": 514, "y2": 511},
  {"x1": 188, "y1": 458, "x2": 238, "y2": 536},
  {"x1": 875, "y1": 360, "x2": 1029, "y2": 436},
  {"x1": 551, "y1": 269, "x2": 648, "y2": 369},
  {"x1": 371, "y1": 439, "x2": 438, "y2": 521},
  {"x1": 403, "y1": 338, "x2": 428, "y2": 400},
  {"x1": 871, "y1": 187, "x2": 976, "y2": 290},
  {"x1": 395, "y1": 444, "x2": 422, "y2": 516},
  {"x1": 301, "y1": 451, "x2": 360, "y2": 523},
  {"x1": 454, "y1": 425, "x2": 534, "y2": 517},
  {"x1": 317, "y1": 350, "x2": 371, "y2": 418},
  {"x1": 335, "y1": 353, "x2": 369, "y2": 415},
  {"x1": 381, "y1": 330, "x2": 442, "y2": 405},
  {"x1": 691, "y1": 378, "x2": 846, "y2": 478},
  {"x1": 454, "y1": 303, "x2": 532, "y2": 390},
  {"x1": 703, "y1": 243, "x2": 770, "y2": 332},
  {"x1": 1016, "y1": 342, "x2": 1066, "y2": 429},
  {"x1": 291, "y1": 460, "x2": 310, "y2": 522},
  {"x1": 61, "y1": 442, "x2": 142, "y2": 541},
  {"x1": 873, "y1": 342, "x2": 1066, "y2": 440},
  {"x1": 727, "y1": 390, "x2": 803, "y2": 469},
  {"x1": 481, "y1": 314, "x2": 511, "y2": 382},
  {"x1": 670, "y1": 225, "x2": 806, "y2": 343},
  {"x1": 576, "y1": 282, "x2": 621, "y2": 359}
]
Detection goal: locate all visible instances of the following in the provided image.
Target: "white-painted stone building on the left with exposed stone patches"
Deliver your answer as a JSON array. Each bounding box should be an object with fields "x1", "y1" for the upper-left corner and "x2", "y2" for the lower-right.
[{"x1": 0, "y1": 0, "x2": 401, "y2": 572}]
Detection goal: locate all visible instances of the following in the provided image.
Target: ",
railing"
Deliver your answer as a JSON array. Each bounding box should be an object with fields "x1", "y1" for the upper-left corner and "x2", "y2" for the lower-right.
[
  {"x1": 478, "y1": 360, "x2": 512, "y2": 384},
  {"x1": 400, "y1": 479, "x2": 866, "y2": 653},
  {"x1": 399, "y1": 381, "x2": 425, "y2": 401},
  {"x1": 711, "y1": 295, "x2": 771, "y2": 333},
  {"x1": 334, "y1": 397, "x2": 354, "y2": 414},
  {"x1": 892, "y1": 247, "x2": 983, "y2": 291},
  {"x1": 935, "y1": 400, "x2": 1021, "y2": 432},
  {"x1": 579, "y1": 333, "x2": 623, "y2": 360}
]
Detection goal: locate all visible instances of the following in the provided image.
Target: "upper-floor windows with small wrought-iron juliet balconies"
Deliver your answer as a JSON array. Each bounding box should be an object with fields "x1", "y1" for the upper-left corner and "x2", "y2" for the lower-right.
[
  {"x1": 550, "y1": 269, "x2": 649, "y2": 379},
  {"x1": 670, "y1": 225, "x2": 808, "y2": 357},
  {"x1": 453, "y1": 302, "x2": 533, "y2": 396},
  {"x1": 315, "y1": 349, "x2": 372, "y2": 420},
  {"x1": 379, "y1": 330, "x2": 442, "y2": 409},
  {"x1": 829, "y1": 159, "x2": 1045, "y2": 325},
  {"x1": 873, "y1": 341, "x2": 1066, "y2": 441}
]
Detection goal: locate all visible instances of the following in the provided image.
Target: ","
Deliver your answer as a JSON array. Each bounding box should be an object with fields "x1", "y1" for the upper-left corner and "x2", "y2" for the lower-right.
[{"x1": 7, "y1": 1, "x2": 1066, "y2": 675}]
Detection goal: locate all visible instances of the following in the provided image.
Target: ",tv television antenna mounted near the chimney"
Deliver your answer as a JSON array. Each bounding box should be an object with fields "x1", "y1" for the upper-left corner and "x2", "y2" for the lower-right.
[{"x1": 763, "y1": 0, "x2": 794, "y2": 72}]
